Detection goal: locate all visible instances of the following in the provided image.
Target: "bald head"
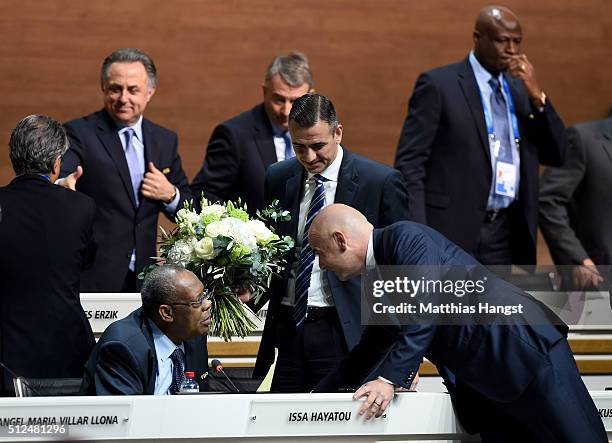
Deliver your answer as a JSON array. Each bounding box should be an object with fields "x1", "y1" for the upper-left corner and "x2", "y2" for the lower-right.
[
  {"x1": 473, "y1": 6, "x2": 522, "y2": 75},
  {"x1": 309, "y1": 204, "x2": 373, "y2": 281}
]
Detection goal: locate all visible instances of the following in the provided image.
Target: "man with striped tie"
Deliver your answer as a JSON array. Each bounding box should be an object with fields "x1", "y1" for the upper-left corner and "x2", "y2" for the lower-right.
[{"x1": 253, "y1": 93, "x2": 411, "y2": 392}]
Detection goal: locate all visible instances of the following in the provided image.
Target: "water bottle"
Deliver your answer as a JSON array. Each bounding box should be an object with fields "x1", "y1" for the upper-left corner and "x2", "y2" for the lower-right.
[{"x1": 179, "y1": 371, "x2": 199, "y2": 393}]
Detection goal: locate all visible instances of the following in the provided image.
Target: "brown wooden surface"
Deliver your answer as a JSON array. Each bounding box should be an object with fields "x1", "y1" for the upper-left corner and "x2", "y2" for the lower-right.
[
  {"x1": 1, "y1": 1, "x2": 610, "y2": 263},
  {"x1": 210, "y1": 337, "x2": 612, "y2": 375}
]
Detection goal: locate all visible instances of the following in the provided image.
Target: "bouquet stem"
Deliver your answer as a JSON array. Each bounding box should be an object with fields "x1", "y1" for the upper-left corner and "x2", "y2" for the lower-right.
[{"x1": 209, "y1": 292, "x2": 258, "y2": 341}]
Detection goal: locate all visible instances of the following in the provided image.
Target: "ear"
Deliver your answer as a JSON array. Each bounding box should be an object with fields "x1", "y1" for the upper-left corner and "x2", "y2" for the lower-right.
[
  {"x1": 334, "y1": 123, "x2": 343, "y2": 145},
  {"x1": 473, "y1": 30, "x2": 480, "y2": 47},
  {"x1": 261, "y1": 82, "x2": 268, "y2": 99},
  {"x1": 158, "y1": 304, "x2": 174, "y2": 323},
  {"x1": 146, "y1": 85, "x2": 156, "y2": 102},
  {"x1": 332, "y1": 231, "x2": 348, "y2": 252}
]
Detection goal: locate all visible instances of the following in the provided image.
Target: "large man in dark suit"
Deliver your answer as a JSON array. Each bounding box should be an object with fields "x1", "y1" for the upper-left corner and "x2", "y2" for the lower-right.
[
  {"x1": 60, "y1": 48, "x2": 190, "y2": 292},
  {"x1": 309, "y1": 204, "x2": 606, "y2": 442},
  {"x1": 82, "y1": 265, "x2": 211, "y2": 395},
  {"x1": 252, "y1": 93, "x2": 411, "y2": 392},
  {"x1": 539, "y1": 117, "x2": 612, "y2": 288},
  {"x1": 394, "y1": 6, "x2": 567, "y2": 266},
  {"x1": 0, "y1": 115, "x2": 96, "y2": 396},
  {"x1": 190, "y1": 51, "x2": 312, "y2": 214}
]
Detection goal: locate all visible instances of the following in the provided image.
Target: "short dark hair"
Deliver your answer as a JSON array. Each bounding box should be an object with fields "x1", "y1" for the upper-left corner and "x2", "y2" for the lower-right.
[
  {"x1": 8, "y1": 115, "x2": 68, "y2": 175},
  {"x1": 101, "y1": 48, "x2": 157, "y2": 89},
  {"x1": 265, "y1": 50, "x2": 313, "y2": 89},
  {"x1": 141, "y1": 265, "x2": 185, "y2": 317},
  {"x1": 289, "y1": 93, "x2": 338, "y2": 133}
]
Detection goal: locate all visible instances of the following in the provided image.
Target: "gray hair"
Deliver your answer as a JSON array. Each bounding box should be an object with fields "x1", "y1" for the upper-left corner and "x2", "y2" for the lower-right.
[
  {"x1": 8, "y1": 115, "x2": 69, "y2": 176},
  {"x1": 101, "y1": 48, "x2": 157, "y2": 90},
  {"x1": 264, "y1": 50, "x2": 313, "y2": 89},
  {"x1": 141, "y1": 264, "x2": 185, "y2": 317}
]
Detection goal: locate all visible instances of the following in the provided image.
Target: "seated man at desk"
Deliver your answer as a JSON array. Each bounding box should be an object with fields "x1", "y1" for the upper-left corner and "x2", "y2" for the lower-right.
[{"x1": 82, "y1": 265, "x2": 211, "y2": 395}]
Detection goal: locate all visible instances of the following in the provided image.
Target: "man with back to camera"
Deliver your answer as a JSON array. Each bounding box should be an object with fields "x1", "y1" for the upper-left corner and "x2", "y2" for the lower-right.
[
  {"x1": 251, "y1": 93, "x2": 412, "y2": 392},
  {"x1": 0, "y1": 115, "x2": 96, "y2": 396},
  {"x1": 394, "y1": 6, "x2": 567, "y2": 267},
  {"x1": 190, "y1": 51, "x2": 313, "y2": 214},
  {"x1": 539, "y1": 115, "x2": 612, "y2": 291},
  {"x1": 59, "y1": 48, "x2": 191, "y2": 292},
  {"x1": 81, "y1": 265, "x2": 211, "y2": 395},
  {"x1": 308, "y1": 204, "x2": 606, "y2": 442}
]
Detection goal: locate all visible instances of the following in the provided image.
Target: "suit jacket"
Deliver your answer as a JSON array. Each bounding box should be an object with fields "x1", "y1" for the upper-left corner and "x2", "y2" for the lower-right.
[
  {"x1": 539, "y1": 117, "x2": 612, "y2": 265},
  {"x1": 394, "y1": 57, "x2": 567, "y2": 265},
  {"x1": 62, "y1": 109, "x2": 190, "y2": 292},
  {"x1": 81, "y1": 307, "x2": 209, "y2": 395},
  {"x1": 190, "y1": 103, "x2": 277, "y2": 214},
  {"x1": 0, "y1": 175, "x2": 96, "y2": 395},
  {"x1": 315, "y1": 222, "x2": 568, "y2": 405},
  {"x1": 253, "y1": 148, "x2": 411, "y2": 380}
]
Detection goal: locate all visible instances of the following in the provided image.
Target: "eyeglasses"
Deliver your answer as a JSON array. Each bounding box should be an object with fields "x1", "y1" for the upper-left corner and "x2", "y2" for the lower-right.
[{"x1": 169, "y1": 290, "x2": 212, "y2": 309}]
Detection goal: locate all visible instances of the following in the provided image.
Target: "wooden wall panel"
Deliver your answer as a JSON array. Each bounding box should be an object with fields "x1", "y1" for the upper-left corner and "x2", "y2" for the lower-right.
[{"x1": 1, "y1": 0, "x2": 609, "y2": 264}]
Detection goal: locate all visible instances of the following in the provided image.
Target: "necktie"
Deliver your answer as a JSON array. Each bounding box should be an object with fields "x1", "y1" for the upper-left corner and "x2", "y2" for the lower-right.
[
  {"x1": 488, "y1": 78, "x2": 512, "y2": 162},
  {"x1": 293, "y1": 174, "x2": 327, "y2": 326},
  {"x1": 282, "y1": 131, "x2": 294, "y2": 160},
  {"x1": 169, "y1": 348, "x2": 186, "y2": 395},
  {"x1": 123, "y1": 128, "x2": 143, "y2": 206}
]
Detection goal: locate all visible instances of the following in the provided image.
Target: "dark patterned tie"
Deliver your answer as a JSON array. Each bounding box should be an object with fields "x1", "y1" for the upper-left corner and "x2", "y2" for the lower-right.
[
  {"x1": 169, "y1": 347, "x2": 186, "y2": 394},
  {"x1": 488, "y1": 77, "x2": 512, "y2": 162},
  {"x1": 282, "y1": 131, "x2": 294, "y2": 160},
  {"x1": 293, "y1": 174, "x2": 327, "y2": 326}
]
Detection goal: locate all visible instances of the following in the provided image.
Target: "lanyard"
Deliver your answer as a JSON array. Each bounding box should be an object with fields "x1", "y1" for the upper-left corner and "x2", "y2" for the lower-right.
[{"x1": 478, "y1": 76, "x2": 521, "y2": 146}]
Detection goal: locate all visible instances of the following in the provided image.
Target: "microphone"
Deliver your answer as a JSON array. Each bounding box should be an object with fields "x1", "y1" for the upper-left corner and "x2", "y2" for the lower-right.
[
  {"x1": 211, "y1": 359, "x2": 240, "y2": 393},
  {"x1": 0, "y1": 360, "x2": 41, "y2": 396}
]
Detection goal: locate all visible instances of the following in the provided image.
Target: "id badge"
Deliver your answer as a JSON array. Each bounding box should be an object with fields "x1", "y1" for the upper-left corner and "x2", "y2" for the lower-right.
[{"x1": 495, "y1": 161, "x2": 516, "y2": 198}]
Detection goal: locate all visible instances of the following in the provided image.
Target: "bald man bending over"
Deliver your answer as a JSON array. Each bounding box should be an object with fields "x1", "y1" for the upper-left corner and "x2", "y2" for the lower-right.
[{"x1": 310, "y1": 204, "x2": 605, "y2": 443}]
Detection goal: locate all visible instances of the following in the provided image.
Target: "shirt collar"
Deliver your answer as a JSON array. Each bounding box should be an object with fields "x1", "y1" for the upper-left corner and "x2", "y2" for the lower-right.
[
  {"x1": 149, "y1": 319, "x2": 184, "y2": 362},
  {"x1": 307, "y1": 145, "x2": 344, "y2": 183},
  {"x1": 469, "y1": 51, "x2": 502, "y2": 92},
  {"x1": 116, "y1": 115, "x2": 144, "y2": 143},
  {"x1": 365, "y1": 230, "x2": 376, "y2": 269},
  {"x1": 268, "y1": 117, "x2": 286, "y2": 137}
]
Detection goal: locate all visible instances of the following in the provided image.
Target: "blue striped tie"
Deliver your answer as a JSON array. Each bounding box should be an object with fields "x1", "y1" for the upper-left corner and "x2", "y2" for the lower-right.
[{"x1": 293, "y1": 174, "x2": 327, "y2": 326}]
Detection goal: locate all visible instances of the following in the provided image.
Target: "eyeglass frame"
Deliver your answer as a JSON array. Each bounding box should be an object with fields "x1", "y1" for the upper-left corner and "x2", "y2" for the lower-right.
[{"x1": 168, "y1": 290, "x2": 212, "y2": 309}]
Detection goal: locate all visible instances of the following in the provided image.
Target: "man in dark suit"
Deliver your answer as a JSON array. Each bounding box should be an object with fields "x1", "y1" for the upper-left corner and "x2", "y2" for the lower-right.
[
  {"x1": 190, "y1": 51, "x2": 313, "y2": 214},
  {"x1": 60, "y1": 48, "x2": 190, "y2": 292},
  {"x1": 309, "y1": 204, "x2": 606, "y2": 442},
  {"x1": 394, "y1": 6, "x2": 567, "y2": 266},
  {"x1": 0, "y1": 115, "x2": 96, "y2": 396},
  {"x1": 82, "y1": 265, "x2": 211, "y2": 395},
  {"x1": 539, "y1": 117, "x2": 612, "y2": 289},
  {"x1": 252, "y1": 93, "x2": 411, "y2": 392}
]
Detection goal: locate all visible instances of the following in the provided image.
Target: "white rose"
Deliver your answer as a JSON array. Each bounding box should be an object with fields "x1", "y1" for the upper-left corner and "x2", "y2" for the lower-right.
[
  {"x1": 201, "y1": 204, "x2": 226, "y2": 217},
  {"x1": 166, "y1": 239, "x2": 194, "y2": 267},
  {"x1": 227, "y1": 218, "x2": 257, "y2": 251},
  {"x1": 194, "y1": 237, "x2": 217, "y2": 260},
  {"x1": 247, "y1": 220, "x2": 274, "y2": 243},
  {"x1": 205, "y1": 220, "x2": 232, "y2": 238}
]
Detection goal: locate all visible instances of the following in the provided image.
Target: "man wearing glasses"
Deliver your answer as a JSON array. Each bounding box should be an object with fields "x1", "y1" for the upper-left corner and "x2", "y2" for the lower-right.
[{"x1": 81, "y1": 265, "x2": 212, "y2": 395}]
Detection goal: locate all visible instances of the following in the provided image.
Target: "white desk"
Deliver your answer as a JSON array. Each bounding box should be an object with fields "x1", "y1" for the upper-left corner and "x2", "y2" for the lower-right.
[{"x1": 2, "y1": 391, "x2": 612, "y2": 442}]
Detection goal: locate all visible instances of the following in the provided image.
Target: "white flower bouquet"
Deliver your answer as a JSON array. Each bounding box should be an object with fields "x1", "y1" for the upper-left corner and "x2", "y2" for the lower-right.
[{"x1": 144, "y1": 199, "x2": 293, "y2": 340}]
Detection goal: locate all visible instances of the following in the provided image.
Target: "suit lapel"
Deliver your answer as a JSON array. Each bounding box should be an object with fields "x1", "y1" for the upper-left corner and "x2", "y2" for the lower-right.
[
  {"x1": 253, "y1": 104, "x2": 278, "y2": 167},
  {"x1": 457, "y1": 58, "x2": 490, "y2": 162},
  {"x1": 138, "y1": 311, "x2": 158, "y2": 395},
  {"x1": 95, "y1": 111, "x2": 138, "y2": 209},
  {"x1": 601, "y1": 119, "x2": 612, "y2": 164},
  {"x1": 334, "y1": 149, "x2": 359, "y2": 206},
  {"x1": 284, "y1": 164, "x2": 305, "y2": 238}
]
